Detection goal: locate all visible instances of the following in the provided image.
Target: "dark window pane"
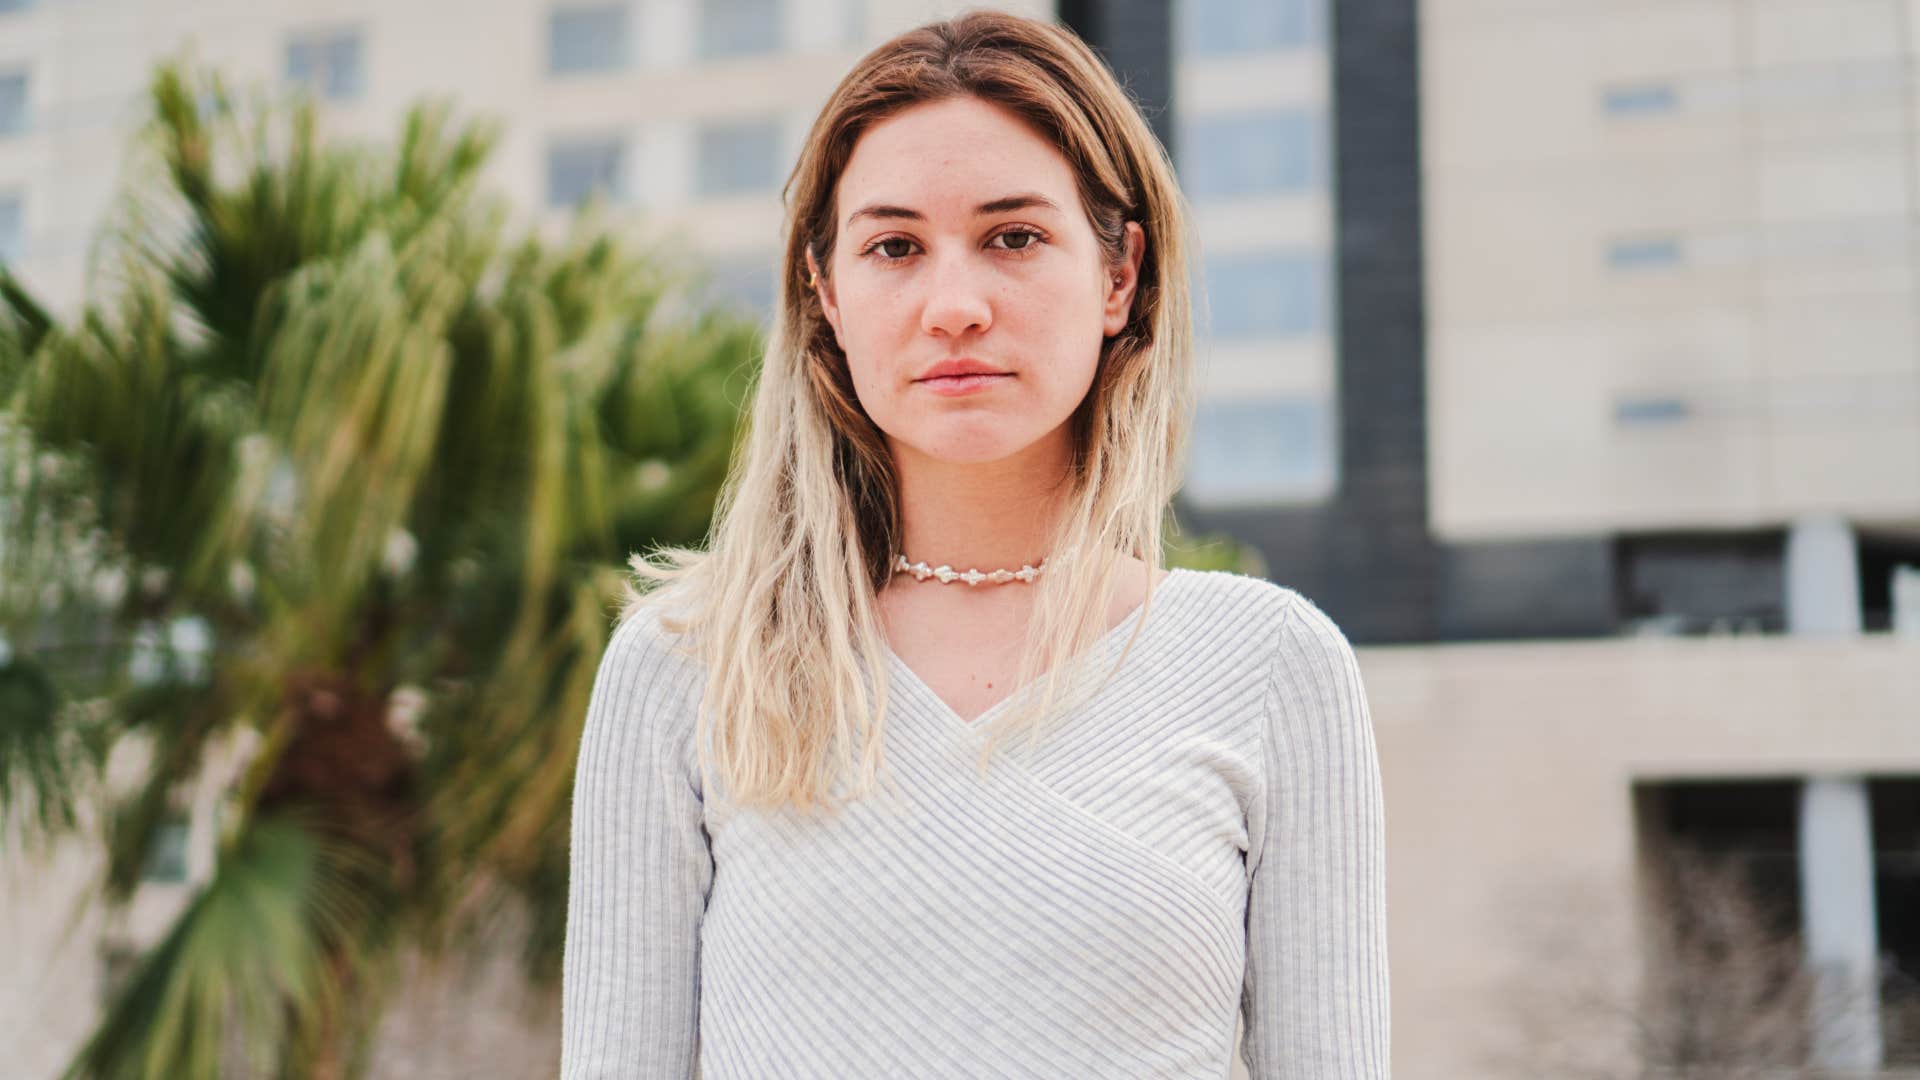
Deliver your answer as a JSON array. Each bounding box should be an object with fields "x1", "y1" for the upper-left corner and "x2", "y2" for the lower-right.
[
  {"x1": 324, "y1": 34, "x2": 363, "y2": 98},
  {"x1": 1181, "y1": 108, "x2": 1318, "y2": 196},
  {"x1": 142, "y1": 816, "x2": 190, "y2": 884},
  {"x1": 1202, "y1": 250, "x2": 1325, "y2": 339},
  {"x1": 0, "y1": 193, "x2": 21, "y2": 263},
  {"x1": 0, "y1": 72, "x2": 28, "y2": 137},
  {"x1": 697, "y1": 119, "x2": 780, "y2": 195},
  {"x1": 550, "y1": 5, "x2": 628, "y2": 75},
  {"x1": 701, "y1": 0, "x2": 781, "y2": 58},
  {"x1": 1613, "y1": 396, "x2": 1692, "y2": 426},
  {"x1": 1607, "y1": 235, "x2": 1683, "y2": 270},
  {"x1": 1187, "y1": 396, "x2": 1331, "y2": 502},
  {"x1": 285, "y1": 31, "x2": 364, "y2": 102},
  {"x1": 1603, "y1": 82, "x2": 1678, "y2": 116},
  {"x1": 1181, "y1": 0, "x2": 1319, "y2": 55},
  {"x1": 547, "y1": 137, "x2": 627, "y2": 208}
]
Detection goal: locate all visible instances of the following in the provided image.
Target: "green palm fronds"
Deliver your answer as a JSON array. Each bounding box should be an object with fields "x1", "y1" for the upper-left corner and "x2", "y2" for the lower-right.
[
  {"x1": 61, "y1": 813, "x2": 381, "y2": 1080},
  {"x1": 1, "y1": 56, "x2": 755, "y2": 1077}
]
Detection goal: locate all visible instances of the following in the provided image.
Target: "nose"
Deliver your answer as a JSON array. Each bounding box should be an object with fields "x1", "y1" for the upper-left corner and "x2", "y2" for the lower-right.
[{"x1": 918, "y1": 248, "x2": 993, "y2": 339}]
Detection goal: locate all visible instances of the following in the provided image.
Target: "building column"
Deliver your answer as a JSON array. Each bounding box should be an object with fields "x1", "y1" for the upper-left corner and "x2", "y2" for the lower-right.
[
  {"x1": 1787, "y1": 513, "x2": 1881, "y2": 1068},
  {"x1": 1785, "y1": 513, "x2": 1862, "y2": 636},
  {"x1": 1798, "y1": 778, "x2": 1883, "y2": 1069}
]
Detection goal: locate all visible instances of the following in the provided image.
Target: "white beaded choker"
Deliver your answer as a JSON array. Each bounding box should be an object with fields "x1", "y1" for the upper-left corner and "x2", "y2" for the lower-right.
[{"x1": 892, "y1": 553, "x2": 1047, "y2": 586}]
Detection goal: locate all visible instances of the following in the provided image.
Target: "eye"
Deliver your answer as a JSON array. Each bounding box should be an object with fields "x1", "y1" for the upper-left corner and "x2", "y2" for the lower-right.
[
  {"x1": 991, "y1": 227, "x2": 1043, "y2": 252},
  {"x1": 857, "y1": 225, "x2": 1048, "y2": 263}
]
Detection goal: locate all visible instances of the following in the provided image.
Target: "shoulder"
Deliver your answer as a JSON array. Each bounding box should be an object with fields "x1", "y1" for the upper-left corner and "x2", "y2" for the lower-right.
[
  {"x1": 1157, "y1": 569, "x2": 1357, "y2": 702},
  {"x1": 1166, "y1": 566, "x2": 1299, "y2": 631},
  {"x1": 588, "y1": 601, "x2": 705, "y2": 741},
  {"x1": 1169, "y1": 570, "x2": 1364, "y2": 703},
  {"x1": 605, "y1": 599, "x2": 698, "y2": 667},
  {"x1": 1253, "y1": 584, "x2": 1370, "y2": 735},
  {"x1": 1271, "y1": 587, "x2": 1359, "y2": 667}
]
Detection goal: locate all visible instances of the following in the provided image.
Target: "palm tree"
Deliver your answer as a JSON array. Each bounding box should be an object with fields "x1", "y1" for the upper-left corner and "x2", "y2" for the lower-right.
[{"x1": 0, "y1": 62, "x2": 757, "y2": 1078}]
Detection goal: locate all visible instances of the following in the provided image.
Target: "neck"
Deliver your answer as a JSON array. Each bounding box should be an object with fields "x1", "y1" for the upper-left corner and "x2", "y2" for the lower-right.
[{"x1": 888, "y1": 432, "x2": 1073, "y2": 581}]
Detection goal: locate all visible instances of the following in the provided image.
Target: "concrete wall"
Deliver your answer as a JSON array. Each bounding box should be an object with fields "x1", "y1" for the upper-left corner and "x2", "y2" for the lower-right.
[
  {"x1": 1365, "y1": 630, "x2": 1920, "y2": 1076},
  {"x1": 1422, "y1": 0, "x2": 1920, "y2": 540}
]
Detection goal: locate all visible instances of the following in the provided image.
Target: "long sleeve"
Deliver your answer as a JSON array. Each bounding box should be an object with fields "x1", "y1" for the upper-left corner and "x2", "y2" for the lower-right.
[
  {"x1": 1240, "y1": 594, "x2": 1391, "y2": 1078},
  {"x1": 561, "y1": 612, "x2": 713, "y2": 1079}
]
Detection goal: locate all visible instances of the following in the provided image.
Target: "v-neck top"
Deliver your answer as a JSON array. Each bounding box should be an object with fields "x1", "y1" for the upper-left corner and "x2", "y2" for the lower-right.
[
  {"x1": 560, "y1": 568, "x2": 1390, "y2": 1078},
  {"x1": 880, "y1": 566, "x2": 1194, "y2": 730}
]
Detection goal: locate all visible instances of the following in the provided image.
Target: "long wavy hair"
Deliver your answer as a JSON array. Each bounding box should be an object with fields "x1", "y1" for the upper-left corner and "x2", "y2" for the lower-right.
[{"x1": 618, "y1": 9, "x2": 1196, "y2": 814}]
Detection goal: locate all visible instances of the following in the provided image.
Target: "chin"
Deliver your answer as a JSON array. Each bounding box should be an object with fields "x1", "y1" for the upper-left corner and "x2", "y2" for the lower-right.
[{"x1": 900, "y1": 425, "x2": 1035, "y2": 466}]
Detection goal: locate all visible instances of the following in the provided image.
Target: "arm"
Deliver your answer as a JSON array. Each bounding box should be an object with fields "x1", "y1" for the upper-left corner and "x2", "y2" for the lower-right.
[
  {"x1": 1241, "y1": 595, "x2": 1391, "y2": 1078},
  {"x1": 561, "y1": 612, "x2": 713, "y2": 1079}
]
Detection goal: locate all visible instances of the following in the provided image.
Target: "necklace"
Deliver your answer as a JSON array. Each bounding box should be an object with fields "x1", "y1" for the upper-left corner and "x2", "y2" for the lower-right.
[{"x1": 892, "y1": 553, "x2": 1047, "y2": 586}]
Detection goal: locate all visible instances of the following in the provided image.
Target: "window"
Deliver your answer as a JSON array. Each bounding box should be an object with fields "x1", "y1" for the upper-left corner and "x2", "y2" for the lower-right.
[
  {"x1": 0, "y1": 70, "x2": 27, "y2": 137},
  {"x1": 1602, "y1": 82, "x2": 1678, "y2": 116},
  {"x1": 1185, "y1": 395, "x2": 1332, "y2": 503},
  {"x1": 549, "y1": 5, "x2": 628, "y2": 75},
  {"x1": 1613, "y1": 395, "x2": 1691, "y2": 426},
  {"x1": 1617, "y1": 532, "x2": 1786, "y2": 635},
  {"x1": 1607, "y1": 235, "x2": 1683, "y2": 270},
  {"x1": 1180, "y1": 0, "x2": 1320, "y2": 55},
  {"x1": 547, "y1": 136, "x2": 627, "y2": 208},
  {"x1": 0, "y1": 192, "x2": 20, "y2": 263},
  {"x1": 696, "y1": 118, "x2": 780, "y2": 196},
  {"x1": 1181, "y1": 108, "x2": 1319, "y2": 197},
  {"x1": 143, "y1": 812, "x2": 191, "y2": 884},
  {"x1": 700, "y1": 0, "x2": 781, "y2": 58},
  {"x1": 1201, "y1": 250, "x2": 1325, "y2": 339},
  {"x1": 286, "y1": 29, "x2": 365, "y2": 102}
]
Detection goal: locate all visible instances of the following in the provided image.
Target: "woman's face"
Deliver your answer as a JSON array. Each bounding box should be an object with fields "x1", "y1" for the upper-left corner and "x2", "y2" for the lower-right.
[{"x1": 810, "y1": 96, "x2": 1144, "y2": 469}]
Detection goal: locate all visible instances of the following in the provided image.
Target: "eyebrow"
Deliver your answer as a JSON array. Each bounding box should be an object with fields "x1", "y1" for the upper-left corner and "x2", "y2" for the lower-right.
[{"x1": 844, "y1": 192, "x2": 1064, "y2": 229}]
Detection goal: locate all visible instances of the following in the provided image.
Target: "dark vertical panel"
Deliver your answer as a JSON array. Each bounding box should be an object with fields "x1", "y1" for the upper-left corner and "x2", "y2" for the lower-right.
[
  {"x1": 1174, "y1": 0, "x2": 1440, "y2": 644},
  {"x1": 1058, "y1": 0, "x2": 1175, "y2": 155}
]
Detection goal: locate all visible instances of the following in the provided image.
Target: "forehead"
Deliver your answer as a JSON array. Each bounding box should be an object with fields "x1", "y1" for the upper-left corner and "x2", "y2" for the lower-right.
[{"x1": 836, "y1": 96, "x2": 1082, "y2": 226}]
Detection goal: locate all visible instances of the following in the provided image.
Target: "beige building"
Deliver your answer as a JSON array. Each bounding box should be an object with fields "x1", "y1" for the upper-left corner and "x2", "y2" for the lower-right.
[{"x1": 1418, "y1": 0, "x2": 1920, "y2": 1074}]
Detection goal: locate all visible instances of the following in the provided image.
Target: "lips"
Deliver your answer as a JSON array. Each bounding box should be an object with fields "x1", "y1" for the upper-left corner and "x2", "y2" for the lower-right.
[
  {"x1": 915, "y1": 357, "x2": 1010, "y2": 381},
  {"x1": 917, "y1": 372, "x2": 1010, "y2": 397}
]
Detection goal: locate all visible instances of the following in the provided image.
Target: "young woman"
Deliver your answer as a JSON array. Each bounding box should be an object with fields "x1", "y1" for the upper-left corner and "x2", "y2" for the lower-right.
[{"x1": 560, "y1": 10, "x2": 1389, "y2": 1078}]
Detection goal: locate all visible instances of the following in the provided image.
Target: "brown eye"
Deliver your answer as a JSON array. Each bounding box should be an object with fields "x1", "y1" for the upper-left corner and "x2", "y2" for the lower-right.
[
  {"x1": 879, "y1": 238, "x2": 914, "y2": 259},
  {"x1": 993, "y1": 228, "x2": 1045, "y2": 253}
]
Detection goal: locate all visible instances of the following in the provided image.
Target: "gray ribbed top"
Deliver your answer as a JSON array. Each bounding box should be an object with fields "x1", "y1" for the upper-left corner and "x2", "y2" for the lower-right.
[{"x1": 560, "y1": 567, "x2": 1389, "y2": 1077}]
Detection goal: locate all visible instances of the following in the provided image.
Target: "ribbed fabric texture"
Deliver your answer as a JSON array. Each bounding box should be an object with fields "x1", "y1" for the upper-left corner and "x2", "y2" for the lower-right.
[{"x1": 560, "y1": 567, "x2": 1389, "y2": 1078}]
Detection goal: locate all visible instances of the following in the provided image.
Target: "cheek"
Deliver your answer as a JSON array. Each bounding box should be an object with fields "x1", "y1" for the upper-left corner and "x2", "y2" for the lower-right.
[
  {"x1": 1013, "y1": 296, "x2": 1105, "y2": 396},
  {"x1": 831, "y1": 280, "x2": 896, "y2": 349}
]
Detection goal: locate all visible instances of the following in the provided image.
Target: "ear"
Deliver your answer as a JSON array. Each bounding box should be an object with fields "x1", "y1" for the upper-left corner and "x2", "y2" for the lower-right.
[
  {"x1": 805, "y1": 247, "x2": 844, "y2": 347},
  {"x1": 1102, "y1": 221, "x2": 1146, "y2": 338}
]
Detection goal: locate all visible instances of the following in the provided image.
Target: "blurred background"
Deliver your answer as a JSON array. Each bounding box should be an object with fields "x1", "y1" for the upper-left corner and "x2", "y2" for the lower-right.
[{"x1": 1, "y1": 0, "x2": 1917, "y2": 1077}]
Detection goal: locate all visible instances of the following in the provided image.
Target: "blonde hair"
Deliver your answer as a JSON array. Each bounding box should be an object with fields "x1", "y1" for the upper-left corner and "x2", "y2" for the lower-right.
[{"x1": 618, "y1": 8, "x2": 1196, "y2": 814}]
